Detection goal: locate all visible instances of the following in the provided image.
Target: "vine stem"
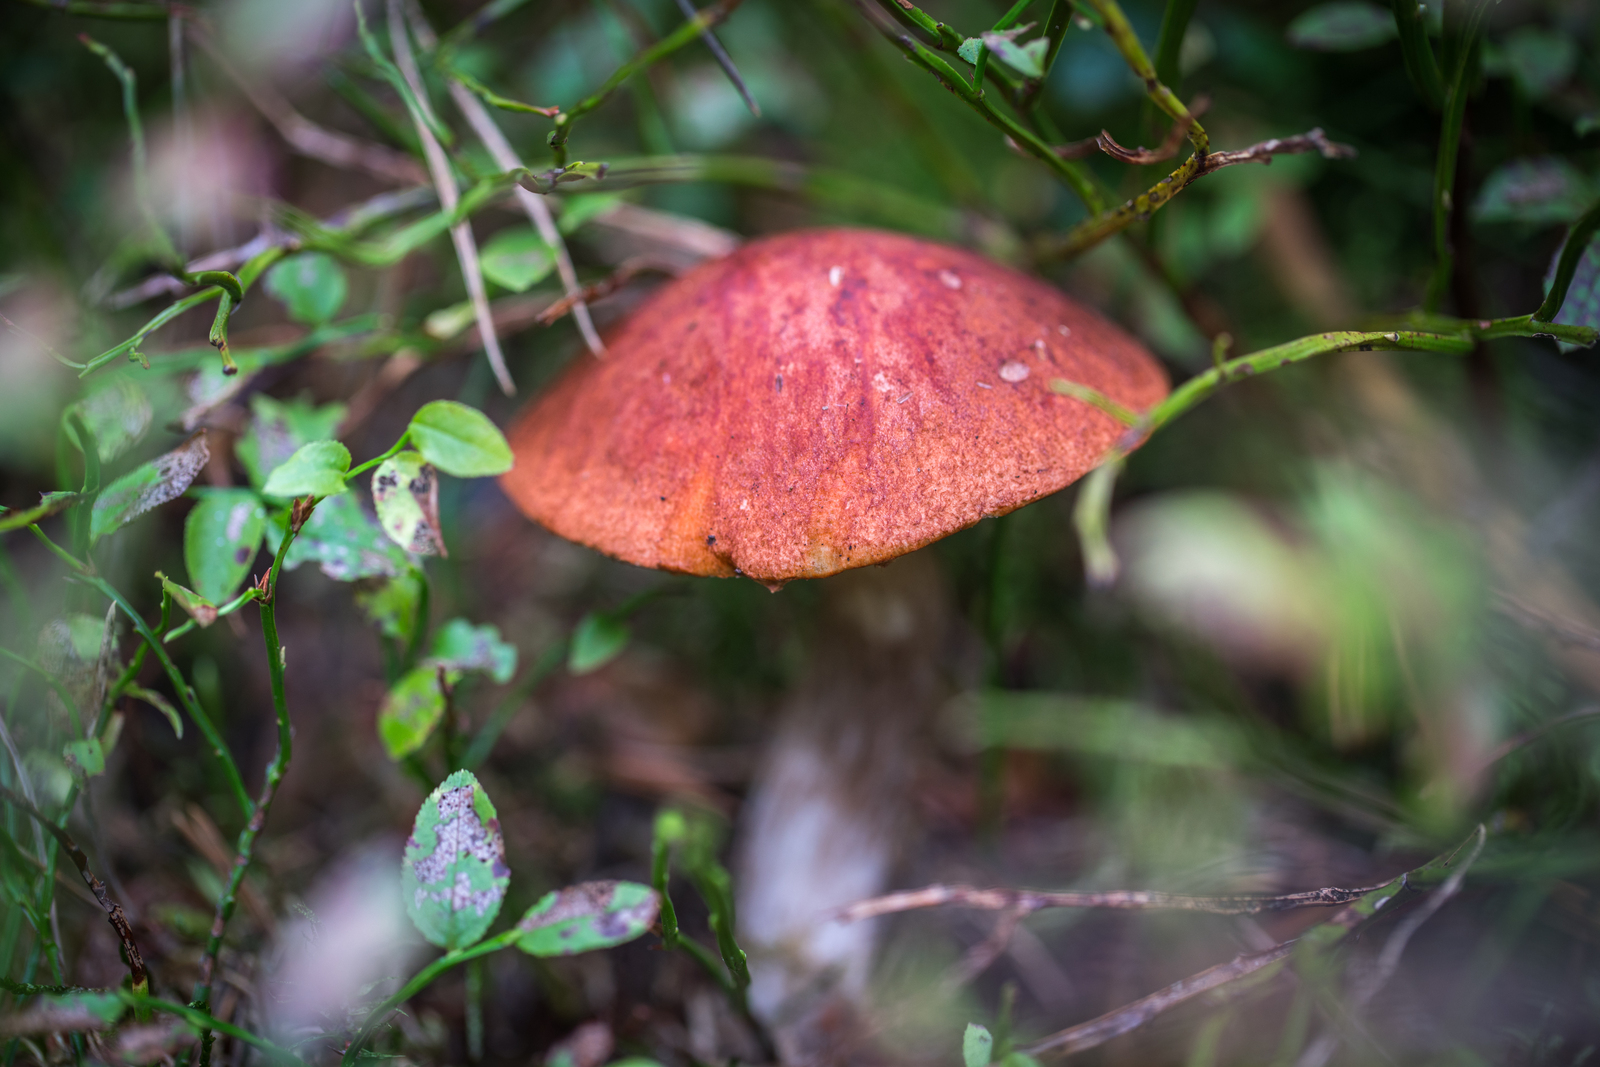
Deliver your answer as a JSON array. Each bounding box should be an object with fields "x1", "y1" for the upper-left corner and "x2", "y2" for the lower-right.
[
  {"x1": 341, "y1": 929, "x2": 519, "y2": 1064},
  {"x1": 1423, "y1": 0, "x2": 1491, "y2": 311},
  {"x1": 190, "y1": 500, "x2": 308, "y2": 1067},
  {"x1": 117, "y1": 991, "x2": 306, "y2": 1066},
  {"x1": 37, "y1": 534, "x2": 255, "y2": 820}
]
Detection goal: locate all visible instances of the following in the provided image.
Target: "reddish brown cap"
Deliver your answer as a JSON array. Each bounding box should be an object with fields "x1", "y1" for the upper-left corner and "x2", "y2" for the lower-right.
[{"x1": 501, "y1": 228, "x2": 1168, "y2": 584}]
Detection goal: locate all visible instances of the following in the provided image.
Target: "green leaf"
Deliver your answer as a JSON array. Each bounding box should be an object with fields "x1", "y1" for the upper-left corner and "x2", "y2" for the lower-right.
[
  {"x1": 19, "y1": 991, "x2": 126, "y2": 1032},
  {"x1": 999, "y1": 1054, "x2": 1040, "y2": 1067},
  {"x1": 1473, "y1": 157, "x2": 1593, "y2": 227},
  {"x1": 479, "y1": 228, "x2": 555, "y2": 293},
  {"x1": 427, "y1": 618, "x2": 517, "y2": 684},
  {"x1": 1546, "y1": 232, "x2": 1600, "y2": 336},
  {"x1": 264, "y1": 252, "x2": 349, "y2": 325},
  {"x1": 957, "y1": 37, "x2": 983, "y2": 64},
  {"x1": 156, "y1": 572, "x2": 219, "y2": 627},
  {"x1": 268, "y1": 493, "x2": 410, "y2": 581},
  {"x1": 980, "y1": 31, "x2": 1047, "y2": 78},
  {"x1": 568, "y1": 612, "x2": 629, "y2": 675},
  {"x1": 556, "y1": 194, "x2": 624, "y2": 235},
  {"x1": 236, "y1": 394, "x2": 347, "y2": 493},
  {"x1": 378, "y1": 665, "x2": 456, "y2": 760},
  {"x1": 184, "y1": 489, "x2": 267, "y2": 603},
  {"x1": 372, "y1": 451, "x2": 445, "y2": 557},
  {"x1": 402, "y1": 769, "x2": 510, "y2": 949},
  {"x1": 1285, "y1": 2, "x2": 1397, "y2": 51},
  {"x1": 515, "y1": 881, "x2": 659, "y2": 957},
  {"x1": 68, "y1": 380, "x2": 152, "y2": 462},
  {"x1": 423, "y1": 300, "x2": 478, "y2": 341},
  {"x1": 963, "y1": 1024, "x2": 993, "y2": 1067},
  {"x1": 90, "y1": 433, "x2": 211, "y2": 542},
  {"x1": 1501, "y1": 26, "x2": 1577, "y2": 101},
  {"x1": 356, "y1": 568, "x2": 425, "y2": 643},
  {"x1": 62, "y1": 737, "x2": 105, "y2": 778},
  {"x1": 127, "y1": 685, "x2": 182, "y2": 738},
  {"x1": 408, "y1": 401, "x2": 514, "y2": 477},
  {"x1": 261, "y1": 440, "x2": 351, "y2": 499}
]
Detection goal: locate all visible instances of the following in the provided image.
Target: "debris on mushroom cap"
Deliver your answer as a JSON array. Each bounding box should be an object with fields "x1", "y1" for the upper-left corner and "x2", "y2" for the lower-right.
[{"x1": 500, "y1": 228, "x2": 1169, "y2": 585}]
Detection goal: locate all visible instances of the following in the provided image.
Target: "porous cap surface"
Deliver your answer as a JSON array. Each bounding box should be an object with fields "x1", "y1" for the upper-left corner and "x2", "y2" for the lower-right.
[{"x1": 501, "y1": 228, "x2": 1168, "y2": 583}]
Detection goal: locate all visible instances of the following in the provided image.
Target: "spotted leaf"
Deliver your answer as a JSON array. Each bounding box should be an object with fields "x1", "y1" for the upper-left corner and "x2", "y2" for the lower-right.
[
  {"x1": 402, "y1": 769, "x2": 510, "y2": 949},
  {"x1": 372, "y1": 451, "x2": 445, "y2": 557},
  {"x1": 516, "y1": 880, "x2": 659, "y2": 957},
  {"x1": 184, "y1": 489, "x2": 266, "y2": 603}
]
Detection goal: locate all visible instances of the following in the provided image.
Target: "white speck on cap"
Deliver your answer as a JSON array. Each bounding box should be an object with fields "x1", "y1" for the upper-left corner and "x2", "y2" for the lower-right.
[
  {"x1": 999, "y1": 361, "x2": 1030, "y2": 383},
  {"x1": 828, "y1": 266, "x2": 842, "y2": 287},
  {"x1": 1057, "y1": 324, "x2": 1072, "y2": 337},
  {"x1": 939, "y1": 270, "x2": 961, "y2": 290}
]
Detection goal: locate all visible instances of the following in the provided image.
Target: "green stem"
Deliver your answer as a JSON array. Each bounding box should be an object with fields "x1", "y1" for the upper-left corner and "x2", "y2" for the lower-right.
[
  {"x1": 460, "y1": 640, "x2": 564, "y2": 770},
  {"x1": 549, "y1": 0, "x2": 747, "y2": 164},
  {"x1": 1390, "y1": 0, "x2": 1443, "y2": 109},
  {"x1": 342, "y1": 930, "x2": 519, "y2": 1064},
  {"x1": 891, "y1": 35, "x2": 1102, "y2": 211},
  {"x1": 345, "y1": 433, "x2": 412, "y2": 480},
  {"x1": 1423, "y1": 3, "x2": 1488, "y2": 312},
  {"x1": 72, "y1": 570, "x2": 253, "y2": 820},
  {"x1": 867, "y1": 0, "x2": 963, "y2": 50},
  {"x1": 190, "y1": 509, "x2": 303, "y2": 1065},
  {"x1": 1152, "y1": 0, "x2": 1197, "y2": 90},
  {"x1": 117, "y1": 991, "x2": 306, "y2": 1065},
  {"x1": 163, "y1": 588, "x2": 263, "y2": 644},
  {"x1": 1534, "y1": 198, "x2": 1600, "y2": 323},
  {"x1": 18, "y1": 0, "x2": 171, "y2": 19}
]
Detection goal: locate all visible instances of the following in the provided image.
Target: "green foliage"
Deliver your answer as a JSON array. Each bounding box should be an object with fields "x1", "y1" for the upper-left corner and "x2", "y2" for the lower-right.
[
  {"x1": 1285, "y1": 2, "x2": 1397, "y2": 51},
  {"x1": 89, "y1": 434, "x2": 210, "y2": 542},
  {"x1": 1473, "y1": 158, "x2": 1594, "y2": 227},
  {"x1": 184, "y1": 489, "x2": 267, "y2": 603},
  {"x1": 407, "y1": 401, "x2": 514, "y2": 478},
  {"x1": 263, "y1": 253, "x2": 349, "y2": 325},
  {"x1": 478, "y1": 229, "x2": 556, "y2": 293},
  {"x1": 67, "y1": 381, "x2": 151, "y2": 463},
  {"x1": 427, "y1": 619, "x2": 517, "y2": 685},
  {"x1": 236, "y1": 394, "x2": 347, "y2": 493},
  {"x1": 963, "y1": 1023, "x2": 994, "y2": 1067},
  {"x1": 402, "y1": 770, "x2": 509, "y2": 950},
  {"x1": 62, "y1": 737, "x2": 104, "y2": 778},
  {"x1": 261, "y1": 440, "x2": 351, "y2": 499},
  {"x1": 568, "y1": 612, "x2": 630, "y2": 674},
  {"x1": 378, "y1": 665, "x2": 456, "y2": 760},
  {"x1": 271, "y1": 493, "x2": 409, "y2": 581},
  {"x1": 515, "y1": 880, "x2": 659, "y2": 957},
  {"x1": 356, "y1": 569, "x2": 425, "y2": 643},
  {"x1": 372, "y1": 451, "x2": 444, "y2": 557}
]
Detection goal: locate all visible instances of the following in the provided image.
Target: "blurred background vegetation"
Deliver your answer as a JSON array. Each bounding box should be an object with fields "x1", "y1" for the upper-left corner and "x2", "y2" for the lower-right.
[{"x1": 3, "y1": 0, "x2": 1600, "y2": 1063}]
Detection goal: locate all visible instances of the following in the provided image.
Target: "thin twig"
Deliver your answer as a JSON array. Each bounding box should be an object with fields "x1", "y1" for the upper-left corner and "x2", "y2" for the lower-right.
[
  {"x1": 1023, "y1": 944, "x2": 1293, "y2": 1057},
  {"x1": 385, "y1": 0, "x2": 515, "y2": 394},
  {"x1": 190, "y1": 26, "x2": 425, "y2": 186},
  {"x1": 1493, "y1": 592, "x2": 1600, "y2": 652},
  {"x1": 0, "y1": 784, "x2": 147, "y2": 993},
  {"x1": 832, "y1": 881, "x2": 1387, "y2": 924},
  {"x1": 949, "y1": 905, "x2": 1028, "y2": 987},
  {"x1": 417, "y1": 10, "x2": 607, "y2": 357},
  {"x1": 672, "y1": 0, "x2": 759, "y2": 117},
  {"x1": 536, "y1": 256, "x2": 681, "y2": 326},
  {"x1": 1054, "y1": 96, "x2": 1212, "y2": 163}
]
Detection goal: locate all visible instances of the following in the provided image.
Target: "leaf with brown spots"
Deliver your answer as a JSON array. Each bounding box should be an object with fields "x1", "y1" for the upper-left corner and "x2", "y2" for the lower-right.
[
  {"x1": 371, "y1": 451, "x2": 445, "y2": 557},
  {"x1": 516, "y1": 881, "x2": 659, "y2": 957}
]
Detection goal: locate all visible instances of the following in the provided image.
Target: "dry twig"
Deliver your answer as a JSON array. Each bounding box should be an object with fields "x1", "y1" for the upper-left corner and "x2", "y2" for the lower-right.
[
  {"x1": 0, "y1": 783, "x2": 147, "y2": 993},
  {"x1": 832, "y1": 881, "x2": 1385, "y2": 924},
  {"x1": 189, "y1": 27, "x2": 425, "y2": 186},
  {"x1": 386, "y1": 0, "x2": 514, "y2": 395},
  {"x1": 536, "y1": 256, "x2": 682, "y2": 326}
]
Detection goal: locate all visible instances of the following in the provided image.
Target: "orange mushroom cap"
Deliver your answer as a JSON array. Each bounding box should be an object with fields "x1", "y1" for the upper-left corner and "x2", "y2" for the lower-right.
[{"x1": 500, "y1": 228, "x2": 1168, "y2": 585}]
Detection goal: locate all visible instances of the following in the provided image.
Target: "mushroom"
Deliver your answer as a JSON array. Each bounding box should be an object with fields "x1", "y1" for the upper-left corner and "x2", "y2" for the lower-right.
[{"x1": 500, "y1": 227, "x2": 1167, "y2": 588}]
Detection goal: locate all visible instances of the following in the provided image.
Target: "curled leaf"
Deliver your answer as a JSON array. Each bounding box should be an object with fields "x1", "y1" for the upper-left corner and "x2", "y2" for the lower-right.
[
  {"x1": 127, "y1": 685, "x2": 182, "y2": 738},
  {"x1": 90, "y1": 433, "x2": 210, "y2": 542},
  {"x1": 372, "y1": 451, "x2": 445, "y2": 557},
  {"x1": 402, "y1": 769, "x2": 510, "y2": 949},
  {"x1": 568, "y1": 613, "x2": 629, "y2": 675},
  {"x1": 516, "y1": 881, "x2": 659, "y2": 957},
  {"x1": 156, "y1": 572, "x2": 219, "y2": 627}
]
